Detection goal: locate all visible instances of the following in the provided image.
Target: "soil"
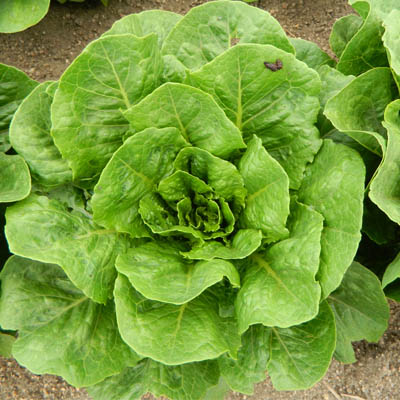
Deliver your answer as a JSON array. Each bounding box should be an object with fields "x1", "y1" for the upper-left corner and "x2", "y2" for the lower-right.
[{"x1": 1, "y1": 0, "x2": 399, "y2": 399}]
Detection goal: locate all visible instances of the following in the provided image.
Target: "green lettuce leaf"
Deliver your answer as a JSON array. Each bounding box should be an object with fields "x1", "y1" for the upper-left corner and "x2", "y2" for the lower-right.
[
  {"x1": 383, "y1": 10, "x2": 400, "y2": 93},
  {"x1": 10, "y1": 81, "x2": 72, "y2": 187},
  {"x1": 235, "y1": 200, "x2": 323, "y2": 331},
  {"x1": 87, "y1": 359, "x2": 219, "y2": 400},
  {"x1": 124, "y1": 83, "x2": 245, "y2": 159},
  {"x1": 0, "y1": 153, "x2": 31, "y2": 202},
  {"x1": 266, "y1": 301, "x2": 336, "y2": 390},
  {"x1": 186, "y1": 44, "x2": 322, "y2": 188},
  {"x1": 0, "y1": 332, "x2": 15, "y2": 358},
  {"x1": 103, "y1": 10, "x2": 182, "y2": 48},
  {"x1": 324, "y1": 67, "x2": 395, "y2": 156},
  {"x1": 0, "y1": 63, "x2": 38, "y2": 150},
  {"x1": 369, "y1": 100, "x2": 400, "y2": 223},
  {"x1": 162, "y1": 0, "x2": 294, "y2": 71},
  {"x1": 298, "y1": 140, "x2": 365, "y2": 298},
  {"x1": 92, "y1": 127, "x2": 188, "y2": 238},
  {"x1": 328, "y1": 262, "x2": 389, "y2": 363},
  {"x1": 5, "y1": 195, "x2": 131, "y2": 303},
  {"x1": 290, "y1": 38, "x2": 335, "y2": 69},
  {"x1": 238, "y1": 135, "x2": 289, "y2": 243},
  {"x1": 329, "y1": 14, "x2": 363, "y2": 58},
  {"x1": 0, "y1": 0, "x2": 50, "y2": 33},
  {"x1": 0, "y1": 256, "x2": 140, "y2": 387},
  {"x1": 51, "y1": 34, "x2": 163, "y2": 185},
  {"x1": 114, "y1": 274, "x2": 241, "y2": 365},
  {"x1": 218, "y1": 325, "x2": 270, "y2": 395},
  {"x1": 116, "y1": 241, "x2": 240, "y2": 304}
]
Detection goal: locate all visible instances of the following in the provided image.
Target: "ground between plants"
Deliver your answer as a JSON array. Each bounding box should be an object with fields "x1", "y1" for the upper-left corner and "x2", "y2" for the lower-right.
[{"x1": 0, "y1": 0, "x2": 399, "y2": 399}]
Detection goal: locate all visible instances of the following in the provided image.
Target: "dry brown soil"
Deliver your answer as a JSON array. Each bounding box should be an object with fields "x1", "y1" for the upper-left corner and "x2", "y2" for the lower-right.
[{"x1": 1, "y1": 0, "x2": 400, "y2": 399}]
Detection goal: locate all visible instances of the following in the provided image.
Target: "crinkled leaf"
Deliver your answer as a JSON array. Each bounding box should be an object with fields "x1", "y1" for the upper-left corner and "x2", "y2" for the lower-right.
[
  {"x1": 51, "y1": 34, "x2": 162, "y2": 185},
  {"x1": 0, "y1": 0, "x2": 49, "y2": 33},
  {"x1": 235, "y1": 201, "x2": 323, "y2": 331},
  {"x1": 174, "y1": 147, "x2": 247, "y2": 210},
  {"x1": 5, "y1": 195, "x2": 131, "y2": 303},
  {"x1": 182, "y1": 229, "x2": 262, "y2": 260},
  {"x1": 325, "y1": 67, "x2": 394, "y2": 156},
  {"x1": 238, "y1": 135, "x2": 289, "y2": 243},
  {"x1": 124, "y1": 83, "x2": 245, "y2": 159},
  {"x1": 329, "y1": 14, "x2": 363, "y2": 58},
  {"x1": 0, "y1": 332, "x2": 15, "y2": 358},
  {"x1": 116, "y1": 241, "x2": 240, "y2": 304},
  {"x1": 290, "y1": 38, "x2": 335, "y2": 69},
  {"x1": 369, "y1": 100, "x2": 400, "y2": 223},
  {"x1": 10, "y1": 81, "x2": 72, "y2": 187},
  {"x1": 87, "y1": 359, "x2": 219, "y2": 400},
  {"x1": 328, "y1": 262, "x2": 389, "y2": 363},
  {"x1": 383, "y1": 10, "x2": 400, "y2": 90},
  {"x1": 103, "y1": 10, "x2": 182, "y2": 48},
  {"x1": 114, "y1": 274, "x2": 241, "y2": 365},
  {"x1": 92, "y1": 127, "x2": 188, "y2": 238},
  {"x1": 162, "y1": 0, "x2": 294, "y2": 71},
  {"x1": 218, "y1": 325, "x2": 270, "y2": 395},
  {"x1": 266, "y1": 301, "x2": 336, "y2": 390},
  {"x1": 187, "y1": 44, "x2": 321, "y2": 188},
  {"x1": 0, "y1": 63, "x2": 38, "y2": 133},
  {"x1": 298, "y1": 140, "x2": 365, "y2": 298},
  {"x1": 0, "y1": 153, "x2": 31, "y2": 202},
  {"x1": 0, "y1": 256, "x2": 140, "y2": 387}
]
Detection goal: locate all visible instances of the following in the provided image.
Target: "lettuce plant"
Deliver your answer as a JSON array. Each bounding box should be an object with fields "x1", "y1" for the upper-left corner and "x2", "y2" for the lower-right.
[
  {"x1": 0, "y1": 0, "x2": 108, "y2": 33},
  {"x1": 0, "y1": 1, "x2": 392, "y2": 398},
  {"x1": 319, "y1": 0, "x2": 400, "y2": 303}
]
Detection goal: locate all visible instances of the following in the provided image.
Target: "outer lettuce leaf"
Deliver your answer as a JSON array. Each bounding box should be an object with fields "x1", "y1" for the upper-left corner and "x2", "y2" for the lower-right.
[
  {"x1": 383, "y1": 10, "x2": 400, "y2": 92},
  {"x1": 337, "y1": 1, "x2": 388, "y2": 75},
  {"x1": 316, "y1": 65, "x2": 354, "y2": 137},
  {"x1": 103, "y1": 10, "x2": 182, "y2": 48},
  {"x1": 290, "y1": 38, "x2": 335, "y2": 69},
  {"x1": 51, "y1": 34, "x2": 163, "y2": 185},
  {"x1": 382, "y1": 253, "x2": 400, "y2": 301},
  {"x1": 369, "y1": 100, "x2": 400, "y2": 223},
  {"x1": 0, "y1": 257, "x2": 140, "y2": 387},
  {"x1": 0, "y1": 332, "x2": 15, "y2": 357},
  {"x1": 0, "y1": 153, "x2": 31, "y2": 202},
  {"x1": 266, "y1": 301, "x2": 336, "y2": 390},
  {"x1": 324, "y1": 68, "x2": 394, "y2": 156},
  {"x1": 238, "y1": 136, "x2": 289, "y2": 243},
  {"x1": 298, "y1": 140, "x2": 365, "y2": 298},
  {"x1": 162, "y1": 0, "x2": 294, "y2": 72},
  {"x1": 124, "y1": 83, "x2": 245, "y2": 159},
  {"x1": 328, "y1": 262, "x2": 389, "y2": 363},
  {"x1": 218, "y1": 325, "x2": 270, "y2": 395},
  {"x1": 329, "y1": 14, "x2": 363, "y2": 58},
  {"x1": 235, "y1": 201, "x2": 323, "y2": 331},
  {"x1": 92, "y1": 127, "x2": 188, "y2": 238},
  {"x1": 187, "y1": 44, "x2": 321, "y2": 188},
  {"x1": 0, "y1": 63, "x2": 38, "y2": 150},
  {"x1": 116, "y1": 241, "x2": 240, "y2": 304},
  {"x1": 5, "y1": 195, "x2": 131, "y2": 303},
  {"x1": 114, "y1": 274, "x2": 241, "y2": 365},
  {"x1": 10, "y1": 81, "x2": 72, "y2": 187},
  {"x1": 87, "y1": 359, "x2": 219, "y2": 400},
  {"x1": 0, "y1": 0, "x2": 50, "y2": 33}
]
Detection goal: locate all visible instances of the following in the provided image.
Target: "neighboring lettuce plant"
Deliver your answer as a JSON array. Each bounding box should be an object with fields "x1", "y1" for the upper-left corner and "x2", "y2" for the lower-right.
[
  {"x1": 0, "y1": 1, "x2": 391, "y2": 399},
  {"x1": 320, "y1": 0, "x2": 400, "y2": 303},
  {"x1": 0, "y1": 63, "x2": 36, "y2": 356},
  {"x1": 0, "y1": 0, "x2": 109, "y2": 33}
]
